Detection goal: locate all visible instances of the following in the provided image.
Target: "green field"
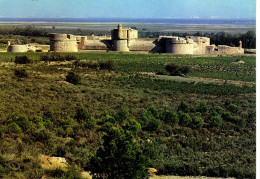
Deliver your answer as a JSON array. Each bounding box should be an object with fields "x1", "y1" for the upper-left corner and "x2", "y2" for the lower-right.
[{"x1": 0, "y1": 52, "x2": 256, "y2": 178}]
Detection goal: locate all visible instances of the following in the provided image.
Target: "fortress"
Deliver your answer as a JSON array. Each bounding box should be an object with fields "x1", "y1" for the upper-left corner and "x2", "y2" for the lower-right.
[{"x1": 8, "y1": 24, "x2": 244, "y2": 55}]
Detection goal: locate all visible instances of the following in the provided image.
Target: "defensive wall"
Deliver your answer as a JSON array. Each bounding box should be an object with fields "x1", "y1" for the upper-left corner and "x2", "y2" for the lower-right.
[{"x1": 47, "y1": 24, "x2": 244, "y2": 55}]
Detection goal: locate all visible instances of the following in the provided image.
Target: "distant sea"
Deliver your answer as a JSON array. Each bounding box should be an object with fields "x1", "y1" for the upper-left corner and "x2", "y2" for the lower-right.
[{"x1": 0, "y1": 17, "x2": 256, "y2": 25}]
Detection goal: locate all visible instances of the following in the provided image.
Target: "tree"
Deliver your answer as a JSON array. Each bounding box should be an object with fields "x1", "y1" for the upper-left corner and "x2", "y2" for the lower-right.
[{"x1": 89, "y1": 112, "x2": 148, "y2": 179}]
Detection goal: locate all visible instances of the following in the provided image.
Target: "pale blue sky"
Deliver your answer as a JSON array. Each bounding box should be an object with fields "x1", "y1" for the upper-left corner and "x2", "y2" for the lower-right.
[{"x1": 0, "y1": 0, "x2": 256, "y2": 19}]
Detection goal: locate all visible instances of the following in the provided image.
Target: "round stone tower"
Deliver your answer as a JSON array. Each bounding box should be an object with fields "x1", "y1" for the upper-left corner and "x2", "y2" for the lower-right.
[
  {"x1": 166, "y1": 37, "x2": 193, "y2": 54},
  {"x1": 113, "y1": 40, "x2": 129, "y2": 52},
  {"x1": 50, "y1": 34, "x2": 78, "y2": 52},
  {"x1": 7, "y1": 45, "x2": 29, "y2": 52}
]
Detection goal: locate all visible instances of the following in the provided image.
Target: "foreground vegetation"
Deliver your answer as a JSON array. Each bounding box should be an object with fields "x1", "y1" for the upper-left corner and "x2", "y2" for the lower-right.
[{"x1": 0, "y1": 52, "x2": 256, "y2": 178}]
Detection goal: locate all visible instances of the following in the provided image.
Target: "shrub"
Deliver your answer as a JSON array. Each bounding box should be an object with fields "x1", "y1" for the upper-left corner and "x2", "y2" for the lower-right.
[
  {"x1": 227, "y1": 104, "x2": 240, "y2": 114},
  {"x1": 40, "y1": 53, "x2": 78, "y2": 62},
  {"x1": 160, "y1": 110, "x2": 179, "y2": 125},
  {"x1": 191, "y1": 116, "x2": 204, "y2": 129},
  {"x1": 75, "y1": 107, "x2": 91, "y2": 122},
  {"x1": 31, "y1": 116, "x2": 45, "y2": 129},
  {"x1": 139, "y1": 112, "x2": 162, "y2": 132},
  {"x1": 14, "y1": 56, "x2": 32, "y2": 64},
  {"x1": 82, "y1": 60, "x2": 99, "y2": 69},
  {"x1": 98, "y1": 60, "x2": 115, "y2": 71},
  {"x1": 238, "y1": 118, "x2": 246, "y2": 128},
  {"x1": 0, "y1": 126, "x2": 5, "y2": 139},
  {"x1": 14, "y1": 69, "x2": 28, "y2": 78},
  {"x1": 123, "y1": 118, "x2": 141, "y2": 135},
  {"x1": 75, "y1": 107, "x2": 96, "y2": 130},
  {"x1": 58, "y1": 116, "x2": 74, "y2": 130},
  {"x1": 178, "y1": 112, "x2": 192, "y2": 127},
  {"x1": 64, "y1": 54, "x2": 78, "y2": 61},
  {"x1": 42, "y1": 110, "x2": 55, "y2": 129},
  {"x1": 196, "y1": 102, "x2": 209, "y2": 114},
  {"x1": 208, "y1": 115, "x2": 222, "y2": 128},
  {"x1": 165, "y1": 63, "x2": 190, "y2": 76},
  {"x1": 8, "y1": 113, "x2": 31, "y2": 132},
  {"x1": 177, "y1": 101, "x2": 190, "y2": 113},
  {"x1": 213, "y1": 106, "x2": 224, "y2": 114},
  {"x1": 100, "y1": 112, "x2": 116, "y2": 124},
  {"x1": 147, "y1": 106, "x2": 159, "y2": 118},
  {"x1": 114, "y1": 107, "x2": 130, "y2": 123},
  {"x1": 7, "y1": 122, "x2": 22, "y2": 134},
  {"x1": 83, "y1": 117, "x2": 97, "y2": 130},
  {"x1": 66, "y1": 71, "x2": 81, "y2": 85},
  {"x1": 221, "y1": 112, "x2": 233, "y2": 122}
]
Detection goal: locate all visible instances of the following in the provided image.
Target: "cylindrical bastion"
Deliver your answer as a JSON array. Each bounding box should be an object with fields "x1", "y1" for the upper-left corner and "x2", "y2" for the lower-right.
[
  {"x1": 113, "y1": 40, "x2": 129, "y2": 52},
  {"x1": 50, "y1": 34, "x2": 78, "y2": 52},
  {"x1": 7, "y1": 45, "x2": 29, "y2": 52},
  {"x1": 166, "y1": 37, "x2": 193, "y2": 54}
]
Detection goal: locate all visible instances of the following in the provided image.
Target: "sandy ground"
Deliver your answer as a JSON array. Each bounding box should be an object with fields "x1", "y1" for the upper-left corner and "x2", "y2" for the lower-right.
[{"x1": 138, "y1": 72, "x2": 255, "y2": 87}]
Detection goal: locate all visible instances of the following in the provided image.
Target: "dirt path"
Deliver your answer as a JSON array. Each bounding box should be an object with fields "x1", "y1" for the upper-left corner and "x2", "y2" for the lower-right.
[{"x1": 138, "y1": 73, "x2": 255, "y2": 87}]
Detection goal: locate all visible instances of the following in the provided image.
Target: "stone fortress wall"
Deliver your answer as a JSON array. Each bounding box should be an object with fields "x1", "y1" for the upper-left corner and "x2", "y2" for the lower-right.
[{"x1": 45, "y1": 24, "x2": 244, "y2": 55}]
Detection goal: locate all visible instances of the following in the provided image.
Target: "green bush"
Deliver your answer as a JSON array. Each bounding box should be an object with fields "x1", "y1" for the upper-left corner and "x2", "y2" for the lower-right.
[
  {"x1": 208, "y1": 115, "x2": 222, "y2": 128},
  {"x1": 178, "y1": 112, "x2": 192, "y2": 127},
  {"x1": 196, "y1": 102, "x2": 209, "y2": 114},
  {"x1": 165, "y1": 63, "x2": 191, "y2": 76},
  {"x1": 98, "y1": 60, "x2": 115, "y2": 71},
  {"x1": 66, "y1": 71, "x2": 81, "y2": 85},
  {"x1": 40, "y1": 53, "x2": 78, "y2": 62},
  {"x1": 58, "y1": 116, "x2": 74, "y2": 130},
  {"x1": 191, "y1": 116, "x2": 204, "y2": 129},
  {"x1": 74, "y1": 60, "x2": 99, "y2": 69},
  {"x1": 178, "y1": 101, "x2": 190, "y2": 113},
  {"x1": 114, "y1": 107, "x2": 130, "y2": 124},
  {"x1": 31, "y1": 116, "x2": 45, "y2": 129},
  {"x1": 227, "y1": 104, "x2": 240, "y2": 114},
  {"x1": 160, "y1": 110, "x2": 179, "y2": 125},
  {"x1": 213, "y1": 106, "x2": 224, "y2": 114},
  {"x1": 14, "y1": 56, "x2": 32, "y2": 64},
  {"x1": 123, "y1": 118, "x2": 141, "y2": 135},
  {"x1": 75, "y1": 107, "x2": 96, "y2": 129},
  {"x1": 43, "y1": 110, "x2": 55, "y2": 129},
  {"x1": 238, "y1": 118, "x2": 246, "y2": 128},
  {"x1": 100, "y1": 112, "x2": 116, "y2": 124},
  {"x1": 147, "y1": 106, "x2": 159, "y2": 118},
  {"x1": 75, "y1": 107, "x2": 91, "y2": 122},
  {"x1": 30, "y1": 128, "x2": 54, "y2": 146},
  {"x1": 7, "y1": 113, "x2": 31, "y2": 132},
  {"x1": 83, "y1": 117, "x2": 97, "y2": 130},
  {"x1": 139, "y1": 111, "x2": 162, "y2": 132},
  {"x1": 222, "y1": 112, "x2": 233, "y2": 122},
  {"x1": 7, "y1": 122, "x2": 22, "y2": 134},
  {"x1": 14, "y1": 69, "x2": 28, "y2": 78}
]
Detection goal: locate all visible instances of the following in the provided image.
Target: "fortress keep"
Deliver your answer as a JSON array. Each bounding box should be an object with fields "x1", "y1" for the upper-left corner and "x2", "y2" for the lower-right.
[{"x1": 49, "y1": 24, "x2": 244, "y2": 55}]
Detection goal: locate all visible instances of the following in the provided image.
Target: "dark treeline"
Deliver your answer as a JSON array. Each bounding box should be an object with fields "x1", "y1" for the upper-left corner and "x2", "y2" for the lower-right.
[{"x1": 0, "y1": 26, "x2": 49, "y2": 37}]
